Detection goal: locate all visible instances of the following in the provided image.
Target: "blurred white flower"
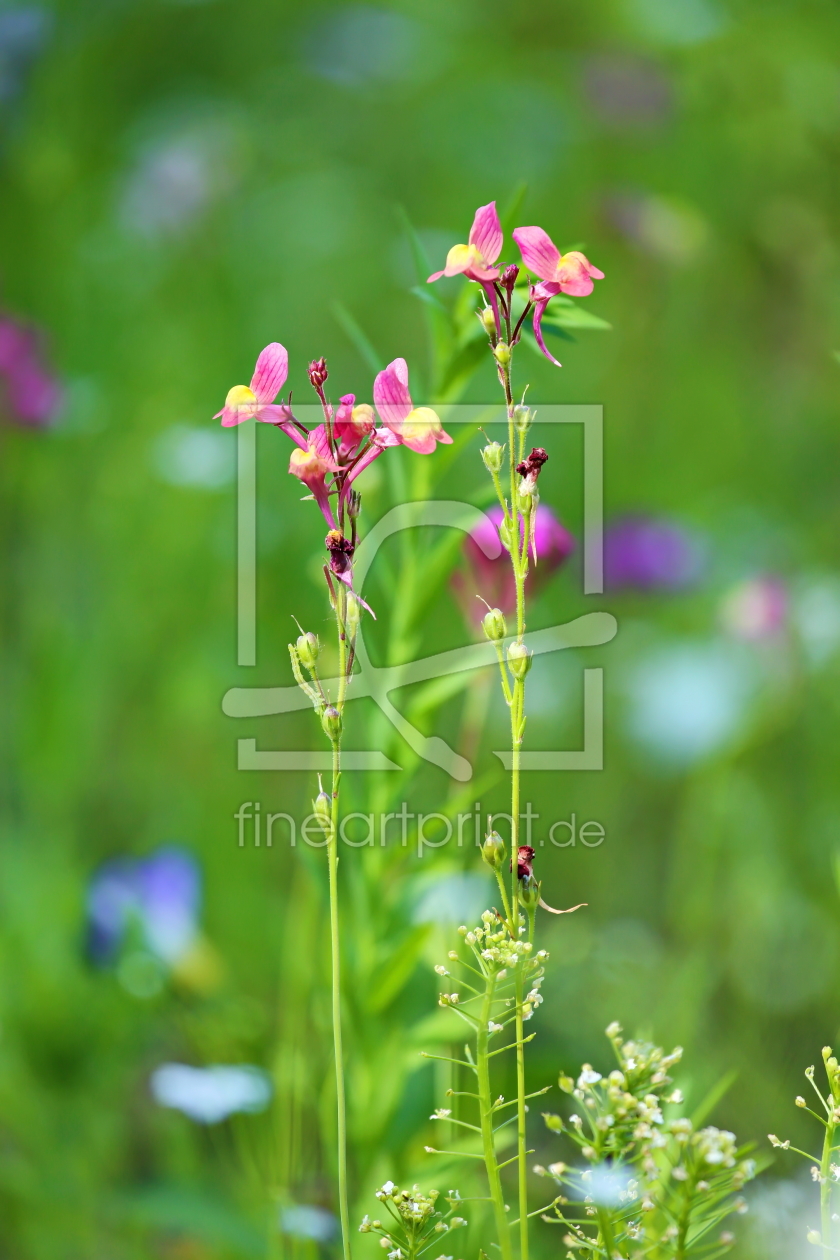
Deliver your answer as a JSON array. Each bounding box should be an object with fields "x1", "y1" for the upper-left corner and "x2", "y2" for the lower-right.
[
  {"x1": 412, "y1": 871, "x2": 491, "y2": 926},
  {"x1": 793, "y1": 577, "x2": 840, "y2": 666},
  {"x1": 150, "y1": 1063, "x2": 271, "y2": 1124}
]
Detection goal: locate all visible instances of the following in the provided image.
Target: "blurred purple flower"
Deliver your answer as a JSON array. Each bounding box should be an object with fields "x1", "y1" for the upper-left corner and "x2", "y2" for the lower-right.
[
  {"x1": 0, "y1": 315, "x2": 62, "y2": 428},
  {"x1": 87, "y1": 845, "x2": 201, "y2": 967},
  {"x1": 452, "y1": 503, "x2": 575, "y2": 623},
  {"x1": 604, "y1": 515, "x2": 704, "y2": 591},
  {"x1": 580, "y1": 54, "x2": 672, "y2": 130}
]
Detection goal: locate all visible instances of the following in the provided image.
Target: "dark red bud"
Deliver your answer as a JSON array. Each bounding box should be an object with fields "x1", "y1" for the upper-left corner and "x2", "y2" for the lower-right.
[
  {"x1": 325, "y1": 529, "x2": 354, "y2": 575},
  {"x1": 308, "y1": 357, "x2": 329, "y2": 390},
  {"x1": 515, "y1": 447, "x2": 549, "y2": 480},
  {"x1": 511, "y1": 844, "x2": 535, "y2": 880},
  {"x1": 501, "y1": 264, "x2": 519, "y2": 292}
]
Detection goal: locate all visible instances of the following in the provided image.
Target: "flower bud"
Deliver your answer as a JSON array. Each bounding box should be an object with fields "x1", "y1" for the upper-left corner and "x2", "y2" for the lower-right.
[
  {"x1": 558, "y1": 1073, "x2": 575, "y2": 1094},
  {"x1": 513, "y1": 405, "x2": 532, "y2": 437},
  {"x1": 296, "y1": 631, "x2": 320, "y2": 671},
  {"x1": 321, "y1": 705, "x2": 342, "y2": 741},
  {"x1": 347, "y1": 489, "x2": 362, "y2": 519},
  {"x1": 480, "y1": 306, "x2": 496, "y2": 336},
  {"x1": 493, "y1": 342, "x2": 511, "y2": 366},
  {"x1": 482, "y1": 831, "x2": 507, "y2": 871},
  {"x1": 520, "y1": 873, "x2": 540, "y2": 908},
  {"x1": 345, "y1": 592, "x2": 362, "y2": 635},
  {"x1": 481, "y1": 441, "x2": 504, "y2": 473},
  {"x1": 498, "y1": 516, "x2": 514, "y2": 553},
  {"x1": 501, "y1": 263, "x2": 519, "y2": 292},
  {"x1": 308, "y1": 357, "x2": 328, "y2": 390},
  {"x1": 482, "y1": 607, "x2": 507, "y2": 642},
  {"x1": 314, "y1": 789, "x2": 332, "y2": 832},
  {"x1": 807, "y1": 1230, "x2": 822, "y2": 1245},
  {"x1": 507, "y1": 641, "x2": 532, "y2": 678}
]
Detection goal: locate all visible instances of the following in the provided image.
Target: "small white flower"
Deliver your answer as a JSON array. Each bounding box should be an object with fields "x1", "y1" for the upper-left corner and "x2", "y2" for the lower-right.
[
  {"x1": 434, "y1": 965, "x2": 449, "y2": 976},
  {"x1": 488, "y1": 1021, "x2": 504, "y2": 1034},
  {"x1": 381, "y1": 1181, "x2": 396, "y2": 1195},
  {"x1": 431, "y1": 1109, "x2": 451, "y2": 1120}
]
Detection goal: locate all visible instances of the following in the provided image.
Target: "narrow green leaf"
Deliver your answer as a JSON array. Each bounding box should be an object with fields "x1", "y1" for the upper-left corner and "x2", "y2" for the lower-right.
[{"x1": 332, "y1": 301, "x2": 384, "y2": 373}]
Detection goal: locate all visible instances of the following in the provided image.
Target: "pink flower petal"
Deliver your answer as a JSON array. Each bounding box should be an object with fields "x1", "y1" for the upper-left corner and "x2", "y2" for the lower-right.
[
  {"x1": 468, "y1": 201, "x2": 503, "y2": 266},
  {"x1": 512, "y1": 226, "x2": 561, "y2": 283},
  {"x1": 249, "y1": 342, "x2": 288, "y2": 404},
  {"x1": 257, "y1": 404, "x2": 309, "y2": 448},
  {"x1": 532, "y1": 299, "x2": 562, "y2": 368},
  {"x1": 373, "y1": 357, "x2": 413, "y2": 431}
]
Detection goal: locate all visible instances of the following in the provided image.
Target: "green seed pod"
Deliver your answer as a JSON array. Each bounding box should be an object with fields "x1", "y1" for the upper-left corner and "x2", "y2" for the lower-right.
[
  {"x1": 481, "y1": 441, "x2": 504, "y2": 473},
  {"x1": 507, "y1": 641, "x2": 532, "y2": 679},
  {"x1": 296, "y1": 631, "x2": 320, "y2": 672},
  {"x1": 513, "y1": 404, "x2": 532, "y2": 437},
  {"x1": 482, "y1": 830, "x2": 507, "y2": 871},
  {"x1": 498, "y1": 516, "x2": 514, "y2": 553},
  {"x1": 313, "y1": 790, "x2": 331, "y2": 831},
  {"x1": 321, "y1": 704, "x2": 342, "y2": 741},
  {"x1": 480, "y1": 306, "x2": 496, "y2": 335},
  {"x1": 493, "y1": 341, "x2": 511, "y2": 365},
  {"x1": 344, "y1": 592, "x2": 362, "y2": 635},
  {"x1": 520, "y1": 873, "x2": 540, "y2": 907},
  {"x1": 482, "y1": 607, "x2": 507, "y2": 643}
]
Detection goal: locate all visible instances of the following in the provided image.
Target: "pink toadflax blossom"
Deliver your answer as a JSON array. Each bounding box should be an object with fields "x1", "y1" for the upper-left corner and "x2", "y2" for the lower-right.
[
  {"x1": 427, "y1": 202, "x2": 503, "y2": 284},
  {"x1": 214, "y1": 342, "x2": 298, "y2": 433},
  {"x1": 0, "y1": 316, "x2": 62, "y2": 429},
  {"x1": 512, "y1": 226, "x2": 604, "y2": 367},
  {"x1": 372, "y1": 358, "x2": 452, "y2": 454}
]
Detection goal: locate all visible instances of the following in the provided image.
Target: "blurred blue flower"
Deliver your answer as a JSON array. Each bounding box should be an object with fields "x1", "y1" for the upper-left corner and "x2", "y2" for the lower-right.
[
  {"x1": 0, "y1": 7, "x2": 50, "y2": 104},
  {"x1": 604, "y1": 515, "x2": 705, "y2": 591},
  {"x1": 281, "y1": 1205, "x2": 338, "y2": 1242},
  {"x1": 301, "y1": 7, "x2": 444, "y2": 87},
  {"x1": 625, "y1": 640, "x2": 755, "y2": 765},
  {"x1": 153, "y1": 424, "x2": 234, "y2": 489},
  {"x1": 150, "y1": 1063, "x2": 271, "y2": 1124},
  {"x1": 87, "y1": 845, "x2": 201, "y2": 967}
]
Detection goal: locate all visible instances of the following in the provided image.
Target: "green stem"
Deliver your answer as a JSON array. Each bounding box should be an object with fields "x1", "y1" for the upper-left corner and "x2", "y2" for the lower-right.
[
  {"x1": 514, "y1": 973, "x2": 528, "y2": 1260},
  {"x1": 330, "y1": 586, "x2": 352, "y2": 1260},
  {"x1": 477, "y1": 978, "x2": 514, "y2": 1260},
  {"x1": 822, "y1": 1119, "x2": 836, "y2": 1258}
]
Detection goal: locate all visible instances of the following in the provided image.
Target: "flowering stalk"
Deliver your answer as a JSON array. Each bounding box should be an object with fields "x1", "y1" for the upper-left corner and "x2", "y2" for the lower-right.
[
  {"x1": 770, "y1": 1046, "x2": 840, "y2": 1257},
  {"x1": 216, "y1": 345, "x2": 450, "y2": 1260},
  {"x1": 423, "y1": 201, "x2": 603, "y2": 1260},
  {"x1": 422, "y1": 913, "x2": 550, "y2": 1260}
]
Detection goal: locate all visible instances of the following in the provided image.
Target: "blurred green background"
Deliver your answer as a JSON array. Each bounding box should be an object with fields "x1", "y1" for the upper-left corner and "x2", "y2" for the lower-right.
[{"x1": 2, "y1": 0, "x2": 840, "y2": 1255}]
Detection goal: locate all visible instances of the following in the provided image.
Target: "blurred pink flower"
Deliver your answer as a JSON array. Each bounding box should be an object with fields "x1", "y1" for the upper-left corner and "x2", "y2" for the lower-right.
[
  {"x1": 512, "y1": 227, "x2": 604, "y2": 365},
  {"x1": 0, "y1": 316, "x2": 62, "y2": 429},
  {"x1": 720, "y1": 577, "x2": 787, "y2": 642},
  {"x1": 427, "y1": 201, "x2": 503, "y2": 283},
  {"x1": 373, "y1": 358, "x2": 452, "y2": 454},
  {"x1": 452, "y1": 504, "x2": 575, "y2": 623},
  {"x1": 603, "y1": 515, "x2": 704, "y2": 591}
]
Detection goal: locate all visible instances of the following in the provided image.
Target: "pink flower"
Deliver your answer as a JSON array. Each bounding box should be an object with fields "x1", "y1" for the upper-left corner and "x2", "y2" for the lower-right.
[
  {"x1": 288, "y1": 424, "x2": 340, "y2": 528},
  {"x1": 334, "y1": 393, "x2": 375, "y2": 459},
  {"x1": 512, "y1": 227, "x2": 604, "y2": 366},
  {"x1": 452, "y1": 504, "x2": 575, "y2": 621},
  {"x1": 372, "y1": 358, "x2": 452, "y2": 454},
  {"x1": 0, "y1": 316, "x2": 62, "y2": 429},
  {"x1": 427, "y1": 202, "x2": 503, "y2": 284},
  {"x1": 214, "y1": 343, "x2": 296, "y2": 431}
]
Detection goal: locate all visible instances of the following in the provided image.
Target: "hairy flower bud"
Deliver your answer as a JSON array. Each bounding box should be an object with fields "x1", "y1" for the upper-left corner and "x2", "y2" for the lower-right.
[
  {"x1": 480, "y1": 306, "x2": 496, "y2": 336},
  {"x1": 513, "y1": 405, "x2": 532, "y2": 437},
  {"x1": 520, "y1": 873, "x2": 540, "y2": 907},
  {"x1": 314, "y1": 789, "x2": 331, "y2": 832},
  {"x1": 481, "y1": 441, "x2": 504, "y2": 473},
  {"x1": 296, "y1": 631, "x2": 320, "y2": 672},
  {"x1": 501, "y1": 263, "x2": 519, "y2": 292},
  {"x1": 482, "y1": 830, "x2": 507, "y2": 871},
  {"x1": 482, "y1": 607, "x2": 507, "y2": 642},
  {"x1": 507, "y1": 641, "x2": 532, "y2": 678},
  {"x1": 345, "y1": 592, "x2": 362, "y2": 635},
  {"x1": 321, "y1": 705, "x2": 342, "y2": 742},
  {"x1": 493, "y1": 342, "x2": 511, "y2": 366},
  {"x1": 308, "y1": 357, "x2": 328, "y2": 390}
]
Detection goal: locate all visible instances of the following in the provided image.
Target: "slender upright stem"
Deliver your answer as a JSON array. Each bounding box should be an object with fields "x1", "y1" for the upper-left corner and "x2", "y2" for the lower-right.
[
  {"x1": 820, "y1": 1116, "x2": 835, "y2": 1258},
  {"x1": 329, "y1": 586, "x2": 352, "y2": 1260},
  {"x1": 476, "y1": 979, "x2": 514, "y2": 1260},
  {"x1": 514, "y1": 972, "x2": 528, "y2": 1260}
]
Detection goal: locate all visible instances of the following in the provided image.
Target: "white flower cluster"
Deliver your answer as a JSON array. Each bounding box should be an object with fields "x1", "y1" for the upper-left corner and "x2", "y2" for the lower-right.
[{"x1": 360, "y1": 1184, "x2": 466, "y2": 1256}]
